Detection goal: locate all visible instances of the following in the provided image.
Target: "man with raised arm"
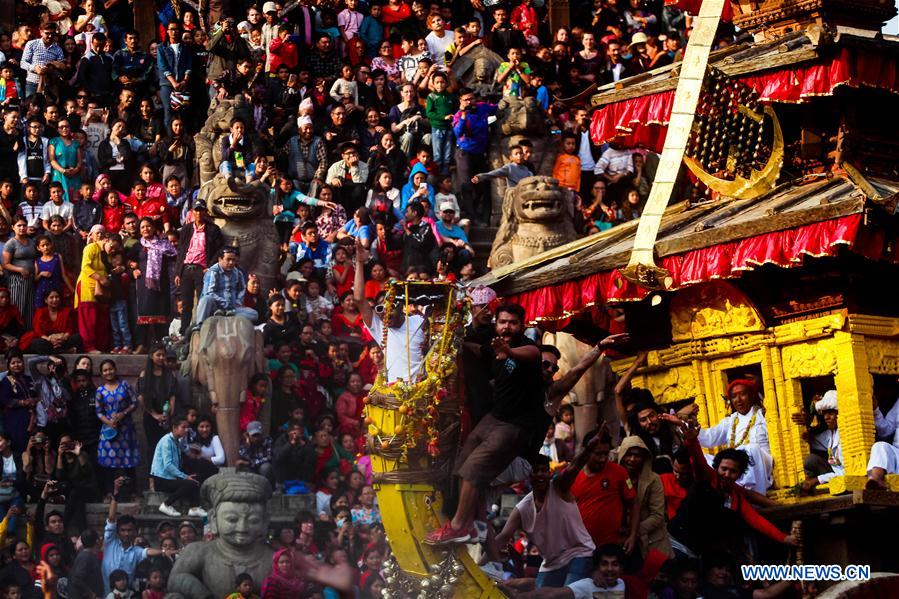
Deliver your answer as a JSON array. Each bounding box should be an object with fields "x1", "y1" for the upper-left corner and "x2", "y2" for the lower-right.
[{"x1": 353, "y1": 238, "x2": 427, "y2": 384}]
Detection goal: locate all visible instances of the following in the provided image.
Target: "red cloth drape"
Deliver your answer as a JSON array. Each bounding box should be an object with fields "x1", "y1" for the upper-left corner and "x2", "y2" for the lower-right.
[
  {"x1": 665, "y1": 0, "x2": 733, "y2": 20},
  {"x1": 590, "y1": 48, "x2": 899, "y2": 152},
  {"x1": 507, "y1": 214, "x2": 878, "y2": 325}
]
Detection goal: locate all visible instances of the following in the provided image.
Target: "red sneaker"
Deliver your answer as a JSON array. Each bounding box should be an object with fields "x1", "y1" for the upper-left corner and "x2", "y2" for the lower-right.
[{"x1": 424, "y1": 522, "x2": 471, "y2": 545}]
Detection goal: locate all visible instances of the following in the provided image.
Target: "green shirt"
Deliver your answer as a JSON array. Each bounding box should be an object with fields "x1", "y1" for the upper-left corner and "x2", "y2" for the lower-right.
[{"x1": 425, "y1": 91, "x2": 458, "y2": 130}]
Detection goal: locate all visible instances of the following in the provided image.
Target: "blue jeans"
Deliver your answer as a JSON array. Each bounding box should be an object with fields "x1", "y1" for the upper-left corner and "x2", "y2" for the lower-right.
[
  {"x1": 431, "y1": 128, "x2": 454, "y2": 172},
  {"x1": 110, "y1": 299, "x2": 133, "y2": 349},
  {"x1": 25, "y1": 81, "x2": 38, "y2": 98},
  {"x1": 195, "y1": 297, "x2": 258, "y2": 326},
  {"x1": 534, "y1": 556, "x2": 593, "y2": 588},
  {"x1": 159, "y1": 85, "x2": 180, "y2": 128}
]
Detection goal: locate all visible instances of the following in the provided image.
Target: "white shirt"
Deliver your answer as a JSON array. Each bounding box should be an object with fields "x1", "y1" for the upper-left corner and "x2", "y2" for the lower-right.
[
  {"x1": 567, "y1": 577, "x2": 626, "y2": 599},
  {"x1": 2, "y1": 454, "x2": 16, "y2": 479},
  {"x1": 577, "y1": 130, "x2": 596, "y2": 171},
  {"x1": 197, "y1": 435, "x2": 226, "y2": 466},
  {"x1": 365, "y1": 312, "x2": 426, "y2": 383},
  {"x1": 41, "y1": 200, "x2": 74, "y2": 222},
  {"x1": 874, "y1": 401, "x2": 899, "y2": 447},
  {"x1": 811, "y1": 428, "x2": 843, "y2": 483},
  {"x1": 698, "y1": 405, "x2": 770, "y2": 452},
  {"x1": 425, "y1": 31, "x2": 453, "y2": 67}
]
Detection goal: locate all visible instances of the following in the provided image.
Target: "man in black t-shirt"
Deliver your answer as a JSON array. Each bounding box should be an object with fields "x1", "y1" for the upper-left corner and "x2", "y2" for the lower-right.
[
  {"x1": 427, "y1": 308, "x2": 629, "y2": 545},
  {"x1": 462, "y1": 286, "x2": 499, "y2": 426},
  {"x1": 426, "y1": 303, "x2": 543, "y2": 545}
]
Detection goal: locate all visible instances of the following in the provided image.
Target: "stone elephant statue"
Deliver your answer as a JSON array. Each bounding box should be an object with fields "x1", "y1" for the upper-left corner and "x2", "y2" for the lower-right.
[{"x1": 189, "y1": 315, "x2": 266, "y2": 465}]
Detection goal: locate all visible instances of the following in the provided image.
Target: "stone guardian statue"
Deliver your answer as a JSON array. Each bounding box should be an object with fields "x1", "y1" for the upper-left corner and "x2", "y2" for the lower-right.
[{"x1": 165, "y1": 471, "x2": 274, "y2": 599}]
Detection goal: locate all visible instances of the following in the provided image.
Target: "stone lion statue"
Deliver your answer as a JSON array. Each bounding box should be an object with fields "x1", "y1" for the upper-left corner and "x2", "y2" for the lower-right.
[
  {"x1": 195, "y1": 96, "x2": 255, "y2": 186},
  {"x1": 197, "y1": 174, "x2": 281, "y2": 296},
  {"x1": 488, "y1": 176, "x2": 578, "y2": 268},
  {"x1": 487, "y1": 96, "x2": 560, "y2": 224}
]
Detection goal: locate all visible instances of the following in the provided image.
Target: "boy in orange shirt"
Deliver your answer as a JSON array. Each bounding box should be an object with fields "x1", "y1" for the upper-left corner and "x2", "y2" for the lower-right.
[{"x1": 552, "y1": 131, "x2": 581, "y2": 192}]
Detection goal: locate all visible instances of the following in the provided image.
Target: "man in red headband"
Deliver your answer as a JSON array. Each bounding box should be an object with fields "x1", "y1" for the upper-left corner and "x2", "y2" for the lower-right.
[{"x1": 694, "y1": 378, "x2": 773, "y2": 494}]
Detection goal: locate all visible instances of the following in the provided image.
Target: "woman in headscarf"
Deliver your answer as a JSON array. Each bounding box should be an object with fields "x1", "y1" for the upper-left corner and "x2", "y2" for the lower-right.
[
  {"x1": 0, "y1": 287, "x2": 24, "y2": 353},
  {"x1": 128, "y1": 218, "x2": 176, "y2": 351},
  {"x1": 617, "y1": 435, "x2": 674, "y2": 559},
  {"x1": 696, "y1": 378, "x2": 773, "y2": 494},
  {"x1": 261, "y1": 549, "x2": 311, "y2": 599},
  {"x1": 75, "y1": 227, "x2": 117, "y2": 353},
  {"x1": 40, "y1": 543, "x2": 67, "y2": 581},
  {"x1": 91, "y1": 174, "x2": 128, "y2": 206},
  {"x1": 399, "y1": 163, "x2": 434, "y2": 216}
]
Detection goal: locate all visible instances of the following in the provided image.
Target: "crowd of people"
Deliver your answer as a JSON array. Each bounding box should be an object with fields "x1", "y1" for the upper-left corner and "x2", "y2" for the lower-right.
[{"x1": 0, "y1": 0, "x2": 849, "y2": 597}]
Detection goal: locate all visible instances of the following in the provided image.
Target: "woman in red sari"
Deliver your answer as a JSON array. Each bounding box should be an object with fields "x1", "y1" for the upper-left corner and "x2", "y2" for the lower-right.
[
  {"x1": 19, "y1": 289, "x2": 83, "y2": 354},
  {"x1": 331, "y1": 292, "x2": 373, "y2": 344}
]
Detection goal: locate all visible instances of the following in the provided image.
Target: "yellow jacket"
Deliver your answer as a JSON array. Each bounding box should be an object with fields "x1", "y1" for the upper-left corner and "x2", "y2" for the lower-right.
[
  {"x1": 75, "y1": 241, "x2": 107, "y2": 307},
  {"x1": 0, "y1": 512, "x2": 34, "y2": 550}
]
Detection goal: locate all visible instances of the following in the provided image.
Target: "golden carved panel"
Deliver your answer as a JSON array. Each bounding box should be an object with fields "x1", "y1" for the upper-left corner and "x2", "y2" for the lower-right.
[
  {"x1": 670, "y1": 281, "x2": 764, "y2": 342},
  {"x1": 780, "y1": 343, "x2": 838, "y2": 378},
  {"x1": 643, "y1": 365, "x2": 700, "y2": 405},
  {"x1": 864, "y1": 339, "x2": 899, "y2": 375}
]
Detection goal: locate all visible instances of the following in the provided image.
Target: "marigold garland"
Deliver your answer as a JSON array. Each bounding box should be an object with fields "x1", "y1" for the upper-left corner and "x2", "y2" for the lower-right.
[{"x1": 364, "y1": 281, "x2": 470, "y2": 465}]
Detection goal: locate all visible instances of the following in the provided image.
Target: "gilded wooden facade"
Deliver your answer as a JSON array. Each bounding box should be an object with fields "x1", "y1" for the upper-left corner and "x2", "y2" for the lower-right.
[{"x1": 613, "y1": 280, "x2": 899, "y2": 502}]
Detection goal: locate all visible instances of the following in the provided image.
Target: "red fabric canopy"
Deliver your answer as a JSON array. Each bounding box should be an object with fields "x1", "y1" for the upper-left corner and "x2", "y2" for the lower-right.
[
  {"x1": 590, "y1": 48, "x2": 899, "y2": 152},
  {"x1": 506, "y1": 214, "x2": 881, "y2": 325}
]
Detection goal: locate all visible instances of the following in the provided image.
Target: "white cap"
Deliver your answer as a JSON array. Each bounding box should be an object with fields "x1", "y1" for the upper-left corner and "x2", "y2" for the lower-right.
[
  {"x1": 262, "y1": 1, "x2": 278, "y2": 14},
  {"x1": 815, "y1": 390, "x2": 838, "y2": 412},
  {"x1": 439, "y1": 201, "x2": 456, "y2": 213},
  {"x1": 629, "y1": 32, "x2": 649, "y2": 47},
  {"x1": 297, "y1": 115, "x2": 313, "y2": 128}
]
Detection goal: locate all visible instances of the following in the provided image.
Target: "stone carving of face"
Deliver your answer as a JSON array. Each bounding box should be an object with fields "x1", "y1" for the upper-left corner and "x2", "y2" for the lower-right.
[
  {"x1": 212, "y1": 501, "x2": 269, "y2": 547},
  {"x1": 473, "y1": 58, "x2": 492, "y2": 83}
]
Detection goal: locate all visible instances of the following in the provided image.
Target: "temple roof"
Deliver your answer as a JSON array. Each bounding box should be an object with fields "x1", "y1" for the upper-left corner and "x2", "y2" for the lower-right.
[
  {"x1": 587, "y1": 26, "x2": 899, "y2": 109},
  {"x1": 475, "y1": 172, "x2": 899, "y2": 300}
]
